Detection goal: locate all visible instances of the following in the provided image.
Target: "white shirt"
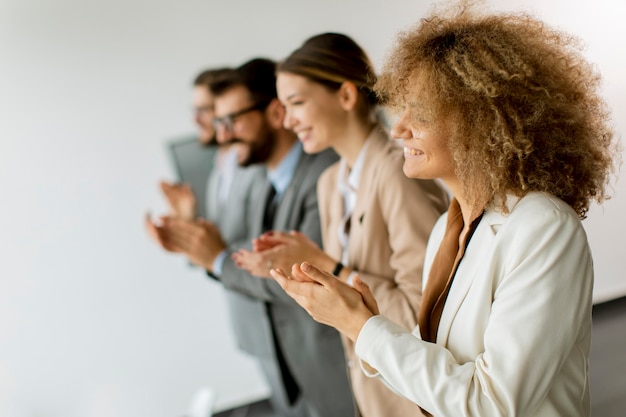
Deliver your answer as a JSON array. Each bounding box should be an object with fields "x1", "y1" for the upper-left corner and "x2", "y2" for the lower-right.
[{"x1": 337, "y1": 139, "x2": 370, "y2": 283}]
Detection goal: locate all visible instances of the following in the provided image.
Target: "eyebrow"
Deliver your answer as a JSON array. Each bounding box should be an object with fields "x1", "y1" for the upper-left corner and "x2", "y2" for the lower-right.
[{"x1": 285, "y1": 93, "x2": 301, "y2": 101}]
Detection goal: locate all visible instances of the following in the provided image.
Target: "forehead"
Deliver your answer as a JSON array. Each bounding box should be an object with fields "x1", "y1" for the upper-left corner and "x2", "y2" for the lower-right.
[
  {"x1": 276, "y1": 72, "x2": 312, "y2": 95},
  {"x1": 193, "y1": 85, "x2": 213, "y2": 105},
  {"x1": 214, "y1": 85, "x2": 253, "y2": 116}
]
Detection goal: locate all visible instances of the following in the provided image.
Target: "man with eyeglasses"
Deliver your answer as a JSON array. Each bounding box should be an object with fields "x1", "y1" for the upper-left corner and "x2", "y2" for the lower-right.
[
  {"x1": 148, "y1": 58, "x2": 355, "y2": 417},
  {"x1": 155, "y1": 68, "x2": 232, "y2": 225}
]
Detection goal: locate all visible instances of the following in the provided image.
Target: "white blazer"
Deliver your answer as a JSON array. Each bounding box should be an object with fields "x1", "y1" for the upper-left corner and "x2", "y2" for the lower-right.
[{"x1": 355, "y1": 192, "x2": 593, "y2": 417}]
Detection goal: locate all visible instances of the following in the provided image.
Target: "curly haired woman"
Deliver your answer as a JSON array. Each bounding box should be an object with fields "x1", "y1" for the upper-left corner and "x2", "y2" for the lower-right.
[{"x1": 270, "y1": 3, "x2": 618, "y2": 417}]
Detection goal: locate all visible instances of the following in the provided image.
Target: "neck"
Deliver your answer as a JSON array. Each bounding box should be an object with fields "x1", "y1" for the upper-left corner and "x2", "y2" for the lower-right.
[
  {"x1": 266, "y1": 130, "x2": 298, "y2": 171},
  {"x1": 442, "y1": 178, "x2": 481, "y2": 226},
  {"x1": 332, "y1": 119, "x2": 376, "y2": 168}
]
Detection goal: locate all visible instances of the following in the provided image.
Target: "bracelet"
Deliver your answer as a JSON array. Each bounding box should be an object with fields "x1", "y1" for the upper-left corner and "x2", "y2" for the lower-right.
[{"x1": 332, "y1": 262, "x2": 344, "y2": 277}]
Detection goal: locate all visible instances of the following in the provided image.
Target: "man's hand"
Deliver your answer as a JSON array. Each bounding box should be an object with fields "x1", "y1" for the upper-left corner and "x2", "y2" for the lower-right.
[
  {"x1": 145, "y1": 215, "x2": 226, "y2": 271},
  {"x1": 251, "y1": 230, "x2": 335, "y2": 275},
  {"x1": 231, "y1": 249, "x2": 274, "y2": 279},
  {"x1": 160, "y1": 181, "x2": 196, "y2": 221}
]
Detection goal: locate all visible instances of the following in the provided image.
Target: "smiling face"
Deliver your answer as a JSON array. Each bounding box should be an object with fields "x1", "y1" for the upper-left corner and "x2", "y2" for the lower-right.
[
  {"x1": 213, "y1": 84, "x2": 275, "y2": 167},
  {"x1": 391, "y1": 101, "x2": 458, "y2": 190},
  {"x1": 277, "y1": 72, "x2": 347, "y2": 154}
]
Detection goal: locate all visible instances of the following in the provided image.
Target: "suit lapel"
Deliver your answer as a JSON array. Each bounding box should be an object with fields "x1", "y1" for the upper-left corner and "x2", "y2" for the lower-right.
[
  {"x1": 272, "y1": 150, "x2": 306, "y2": 230},
  {"x1": 206, "y1": 166, "x2": 221, "y2": 222}
]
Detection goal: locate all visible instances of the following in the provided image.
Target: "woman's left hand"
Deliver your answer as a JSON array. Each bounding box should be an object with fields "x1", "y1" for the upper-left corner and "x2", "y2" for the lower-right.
[{"x1": 270, "y1": 262, "x2": 379, "y2": 342}]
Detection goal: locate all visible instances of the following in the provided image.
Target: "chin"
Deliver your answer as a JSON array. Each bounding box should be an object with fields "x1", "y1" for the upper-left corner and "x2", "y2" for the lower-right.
[
  {"x1": 402, "y1": 164, "x2": 421, "y2": 180},
  {"x1": 303, "y1": 141, "x2": 327, "y2": 155}
]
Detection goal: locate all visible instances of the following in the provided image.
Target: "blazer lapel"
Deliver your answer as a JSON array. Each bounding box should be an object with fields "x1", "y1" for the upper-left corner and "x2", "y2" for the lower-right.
[
  {"x1": 436, "y1": 208, "x2": 507, "y2": 345},
  {"x1": 324, "y1": 168, "x2": 345, "y2": 259},
  {"x1": 348, "y1": 127, "x2": 388, "y2": 263}
]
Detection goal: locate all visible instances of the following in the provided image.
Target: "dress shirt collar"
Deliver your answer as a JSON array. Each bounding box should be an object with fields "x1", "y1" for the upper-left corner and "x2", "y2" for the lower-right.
[
  {"x1": 267, "y1": 141, "x2": 303, "y2": 198},
  {"x1": 338, "y1": 137, "x2": 371, "y2": 195}
]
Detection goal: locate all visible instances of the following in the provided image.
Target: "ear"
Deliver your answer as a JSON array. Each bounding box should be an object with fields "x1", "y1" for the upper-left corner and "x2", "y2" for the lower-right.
[
  {"x1": 338, "y1": 81, "x2": 359, "y2": 112},
  {"x1": 265, "y1": 98, "x2": 286, "y2": 130}
]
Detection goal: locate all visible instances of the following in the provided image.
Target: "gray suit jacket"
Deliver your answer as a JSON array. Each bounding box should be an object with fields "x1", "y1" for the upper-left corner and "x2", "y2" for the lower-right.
[
  {"x1": 167, "y1": 136, "x2": 217, "y2": 218},
  {"x1": 218, "y1": 148, "x2": 355, "y2": 417}
]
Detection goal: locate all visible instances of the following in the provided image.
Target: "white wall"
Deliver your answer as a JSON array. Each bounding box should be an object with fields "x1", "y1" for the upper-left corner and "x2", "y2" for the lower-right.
[{"x1": 0, "y1": 1, "x2": 624, "y2": 416}]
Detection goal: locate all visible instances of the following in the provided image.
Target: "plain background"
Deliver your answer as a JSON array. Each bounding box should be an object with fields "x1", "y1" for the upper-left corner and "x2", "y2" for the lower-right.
[{"x1": 1, "y1": 0, "x2": 624, "y2": 416}]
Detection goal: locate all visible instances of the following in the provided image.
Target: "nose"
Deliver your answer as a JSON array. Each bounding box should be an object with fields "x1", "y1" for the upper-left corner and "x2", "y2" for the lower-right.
[
  {"x1": 215, "y1": 123, "x2": 232, "y2": 145},
  {"x1": 390, "y1": 109, "x2": 412, "y2": 140}
]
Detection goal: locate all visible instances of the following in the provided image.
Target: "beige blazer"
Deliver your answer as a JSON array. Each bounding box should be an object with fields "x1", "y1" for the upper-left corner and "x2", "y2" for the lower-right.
[
  {"x1": 355, "y1": 192, "x2": 593, "y2": 417},
  {"x1": 317, "y1": 126, "x2": 449, "y2": 417}
]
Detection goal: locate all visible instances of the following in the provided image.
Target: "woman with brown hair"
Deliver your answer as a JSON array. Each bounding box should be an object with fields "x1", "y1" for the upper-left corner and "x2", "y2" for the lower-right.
[
  {"x1": 270, "y1": 5, "x2": 618, "y2": 417},
  {"x1": 232, "y1": 32, "x2": 449, "y2": 417}
]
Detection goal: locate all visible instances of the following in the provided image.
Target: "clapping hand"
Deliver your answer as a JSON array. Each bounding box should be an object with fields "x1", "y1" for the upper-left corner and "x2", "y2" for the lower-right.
[{"x1": 270, "y1": 262, "x2": 379, "y2": 342}]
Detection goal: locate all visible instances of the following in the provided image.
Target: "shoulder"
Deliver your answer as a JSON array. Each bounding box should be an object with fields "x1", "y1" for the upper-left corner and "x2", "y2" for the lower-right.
[
  {"x1": 235, "y1": 164, "x2": 265, "y2": 185},
  {"x1": 295, "y1": 149, "x2": 339, "y2": 190},
  {"x1": 489, "y1": 192, "x2": 589, "y2": 261},
  {"x1": 362, "y1": 132, "x2": 403, "y2": 182},
  {"x1": 318, "y1": 161, "x2": 341, "y2": 190},
  {"x1": 503, "y1": 192, "x2": 581, "y2": 230},
  {"x1": 302, "y1": 148, "x2": 339, "y2": 173},
  {"x1": 368, "y1": 139, "x2": 449, "y2": 211}
]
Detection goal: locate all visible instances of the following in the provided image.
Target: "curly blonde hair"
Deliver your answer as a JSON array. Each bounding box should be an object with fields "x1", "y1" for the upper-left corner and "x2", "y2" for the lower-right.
[{"x1": 377, "y1": 2, "x2": 617, "y2": 218}]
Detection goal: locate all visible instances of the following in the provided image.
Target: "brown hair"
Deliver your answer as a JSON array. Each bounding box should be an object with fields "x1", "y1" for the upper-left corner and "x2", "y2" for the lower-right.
[
  {"x1": 193, "y1": 67, "x2": 234, "y2": 89},
  {"x1": 210, "y1": 58, "x2": 277, "y2": 106},
  {"x1": 278, "y1": 33, "x2": 379, "y2": 118},
  {"x1": 377, "y1": 3, "x2": 618, "y2": 217}
]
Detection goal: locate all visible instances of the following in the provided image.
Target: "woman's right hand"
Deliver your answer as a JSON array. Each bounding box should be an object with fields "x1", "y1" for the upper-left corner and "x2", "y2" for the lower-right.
[{"x1": 270, "y1": 262, "x2": 378, "y2": 342}]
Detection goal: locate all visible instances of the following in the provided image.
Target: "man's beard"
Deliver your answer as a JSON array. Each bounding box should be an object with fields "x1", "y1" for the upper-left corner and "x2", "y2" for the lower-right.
[{"x1": 230, "y1": 123, "x2": 276, "y2": 167}]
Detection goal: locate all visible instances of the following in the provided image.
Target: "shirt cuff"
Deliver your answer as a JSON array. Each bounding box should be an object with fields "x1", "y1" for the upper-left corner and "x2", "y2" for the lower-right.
[
  {"x1": 346, "y1": 271, "x2": 358, "y2": 287},
  {"x1": 212, "y1": 250, "x2": 228, "y2": 277},
  {"x1": 355, "y1": 314, "x2": 422, "y2": 373},
  {"x1": 354, "y1": 315, "x2": 387, "y2": 377}
]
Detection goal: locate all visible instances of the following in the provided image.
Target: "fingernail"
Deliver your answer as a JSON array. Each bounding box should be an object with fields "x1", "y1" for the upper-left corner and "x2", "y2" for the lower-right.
[{"x1": 301, "y1": 262, "x2": 311, "y2": 272}]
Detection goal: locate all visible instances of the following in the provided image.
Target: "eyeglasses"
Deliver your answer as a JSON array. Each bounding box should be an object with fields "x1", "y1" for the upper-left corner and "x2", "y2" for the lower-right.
[{"x1": 211, "y1": 100, "x2": 271, "y2": 132}]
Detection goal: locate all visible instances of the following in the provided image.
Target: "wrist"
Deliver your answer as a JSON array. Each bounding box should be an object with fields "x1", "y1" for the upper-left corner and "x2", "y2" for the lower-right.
[
  {"x1": 318, "y1": 252, "x2": 339, "y2": 274},
  {"x1": 346, "y1": 310, "x2": 374, "y2": 343},
  {"x1": 332, "y1": 261, "x2": 344, "y2": 277}
]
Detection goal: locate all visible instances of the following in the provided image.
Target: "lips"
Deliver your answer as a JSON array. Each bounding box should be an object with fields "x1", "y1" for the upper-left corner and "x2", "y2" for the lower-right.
[{"x1": 296, "y1": 129, "x2": 312, "y2": 142}]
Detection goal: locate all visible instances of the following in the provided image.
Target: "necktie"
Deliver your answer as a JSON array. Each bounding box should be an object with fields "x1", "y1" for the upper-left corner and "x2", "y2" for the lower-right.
[
  {"x1": 263, "y1": 184, "x2": 277, "y2": 232},
  {"x1": 418, "y1": 199, "x2": 483, "y2": 343},
  {"x1": 261, "y1": 182, "x2": 301, "y2": 404}
]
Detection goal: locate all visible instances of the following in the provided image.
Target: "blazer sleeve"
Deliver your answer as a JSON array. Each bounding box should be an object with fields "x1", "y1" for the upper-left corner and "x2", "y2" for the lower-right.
[
  {"x1": 355, "y1": 159, "x2": 445, "y2": 330},
  {"x1": 355, "y1": 203, "x2": 593, "y2": 417}
]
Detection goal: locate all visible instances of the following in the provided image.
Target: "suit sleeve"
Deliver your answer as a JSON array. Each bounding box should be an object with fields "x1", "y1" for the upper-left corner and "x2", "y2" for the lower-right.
[
  {"x1": 218, "y1": 160, "x2": 326, "y2": 305},
  {"x1": 355, "y1": 156, "x2": 445, "y2": 330},
  {"x1": 355, "y1": 204, "x2": 593, "y2": 417}
]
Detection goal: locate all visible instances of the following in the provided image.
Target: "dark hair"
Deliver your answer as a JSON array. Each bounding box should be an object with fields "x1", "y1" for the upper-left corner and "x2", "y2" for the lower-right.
[
  {"x1": 278, "y1": 33, "x2": 379, "y2": 114},
  {"x1": 193, "y1": 67, "x2": 234, "y2": 88},
  {"x1": 376, "y1": 4, "x2": 617, "y2": 217},
  {"x1": 210, "y1": 58, "x2": 277, "y2": 105}
]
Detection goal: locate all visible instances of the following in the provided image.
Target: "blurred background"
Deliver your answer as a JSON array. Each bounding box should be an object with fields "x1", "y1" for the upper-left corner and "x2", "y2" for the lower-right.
[{"x1": 1, "y1": 0, "x2": 624, "y2": 416}]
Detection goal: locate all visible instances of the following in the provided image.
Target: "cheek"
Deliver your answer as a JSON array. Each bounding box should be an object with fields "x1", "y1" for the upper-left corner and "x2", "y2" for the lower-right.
[{"x1": 199, "y1": 115, "x2": 213, "y2": 126}]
